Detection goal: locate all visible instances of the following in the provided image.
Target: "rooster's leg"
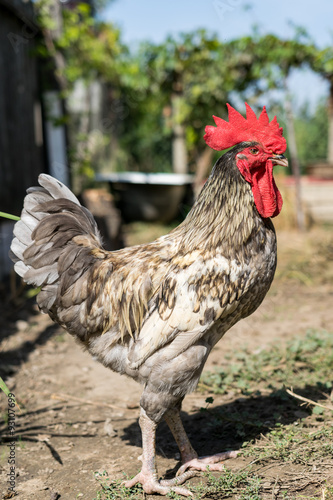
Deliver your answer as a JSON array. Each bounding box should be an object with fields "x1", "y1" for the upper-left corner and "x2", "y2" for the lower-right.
[
  {"x1": 164, "y1": 407, "x2": 238, "y2": 476},
  {"x1": 123, "y1": 408, "x2": 195, "y2": 496},
  {"x1": 164, "y1": 407, "x2": 198, "y2": 463}
]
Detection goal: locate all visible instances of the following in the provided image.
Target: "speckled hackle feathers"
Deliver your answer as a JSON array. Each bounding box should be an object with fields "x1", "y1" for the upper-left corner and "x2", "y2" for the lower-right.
[{"x1": 204, "y1": 103, "x2": 287, "y2": 154}]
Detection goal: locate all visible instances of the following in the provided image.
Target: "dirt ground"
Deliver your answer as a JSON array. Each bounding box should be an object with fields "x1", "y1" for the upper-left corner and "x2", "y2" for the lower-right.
[{"x1": 1, "y1": 227, "x2": 333, "y2": 500}]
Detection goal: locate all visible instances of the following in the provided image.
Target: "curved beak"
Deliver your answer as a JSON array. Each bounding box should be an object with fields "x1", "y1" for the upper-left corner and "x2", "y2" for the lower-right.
[{"x1": 270, "y1": 153, "x2": 288, "y2": 167}]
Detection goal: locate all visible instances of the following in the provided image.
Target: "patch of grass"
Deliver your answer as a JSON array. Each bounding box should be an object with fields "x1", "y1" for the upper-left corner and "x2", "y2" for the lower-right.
[
  {"x1": 324, "y1": 486, "x2": 333, "y2": 500},
  {"x1": 194, "y1": 470, "x2": 261, "y2": 499},
  {"x1": 200, "y1": 330, "x2": 333, "y2": 461},
  {"x1": 199, "y1": 329, "x2": 333, "y2": 396},
  {"x1": 274, "y1": 231, "x2": 333, "y2": 286},
  {"x1": 242, "y1": 421, "x2": 333, "y2": 464},
  {"x1": 198, "y1": 329, "x2": 333, "y2": 496},
  {"x1": 94, "y1": 472, "x2": 143, "y2": 500},
  {"x1": 53, "y1": 333, "x2": 66, "y2": 343}
]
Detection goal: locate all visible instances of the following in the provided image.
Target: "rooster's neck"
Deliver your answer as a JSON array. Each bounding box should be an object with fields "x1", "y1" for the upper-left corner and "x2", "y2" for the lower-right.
[{"x1": 175, "y1": 147, "x2": 273, "y2": 255}]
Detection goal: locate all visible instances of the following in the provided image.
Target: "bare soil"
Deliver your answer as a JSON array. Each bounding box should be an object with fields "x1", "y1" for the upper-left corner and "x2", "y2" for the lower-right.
[{"x1": 1, "y1": 228, "x2": 333, "y2": 500}]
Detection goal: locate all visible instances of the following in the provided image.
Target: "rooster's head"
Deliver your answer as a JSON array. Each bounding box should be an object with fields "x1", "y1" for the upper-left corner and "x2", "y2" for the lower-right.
[{"x1": 204, "y1": 103, "x2": 288, "y2": 218}]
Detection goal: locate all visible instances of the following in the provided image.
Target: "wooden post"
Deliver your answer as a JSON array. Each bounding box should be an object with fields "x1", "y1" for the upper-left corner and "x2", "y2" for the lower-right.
[
  {"x1": 171, "y1": 90, "x2": 188, "y2": 174},
  {"x1": 193, "y1": 147, "x2": 214, "y2": 198},
  {"x1": 328, "y1": 79, "x2": 333, "y2": 166},
  {"x1": 283, "y1": 78, "x2": 306, "y2": 231}
]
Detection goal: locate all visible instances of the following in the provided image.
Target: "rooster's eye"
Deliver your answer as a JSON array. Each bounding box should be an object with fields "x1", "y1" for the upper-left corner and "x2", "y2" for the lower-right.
[{"x1": 249, "y1": 148, "x2": 259, "y2": 155}]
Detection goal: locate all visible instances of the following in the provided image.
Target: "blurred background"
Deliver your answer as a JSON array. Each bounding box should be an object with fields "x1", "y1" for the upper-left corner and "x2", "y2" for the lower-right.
[
  {"x1": 1, "y1": 4, "x2": 333, "y2": 498},
  {"x1": 0, "y1": 0, "x2": 332, "y2": 270}
]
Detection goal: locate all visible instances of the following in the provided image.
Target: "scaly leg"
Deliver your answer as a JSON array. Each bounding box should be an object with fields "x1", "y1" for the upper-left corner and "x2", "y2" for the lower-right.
[
  {"x1": 164, "y1": 407, "x2": 238, "y2": 476},
  {"x1": 123, "y1": 408, "x2": 196, "y2": 496}
]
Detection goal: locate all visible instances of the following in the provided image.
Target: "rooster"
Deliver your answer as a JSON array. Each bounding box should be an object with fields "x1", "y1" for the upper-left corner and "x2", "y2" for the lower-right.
[{"x1": 10, "y1": 103, "x2": 287, "y2": 496}]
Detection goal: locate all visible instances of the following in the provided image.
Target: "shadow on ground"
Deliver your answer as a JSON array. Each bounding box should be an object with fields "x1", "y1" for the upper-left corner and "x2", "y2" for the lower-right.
[
  {"x1": 121, "y1": 384, "x2": 320, "y2": 472},
  {"x1": 0, "y1": 279, "x2": 60, "y2": 380},
  {"x1": 0, "y1": 321, "x2": 59, "y2": 379}
]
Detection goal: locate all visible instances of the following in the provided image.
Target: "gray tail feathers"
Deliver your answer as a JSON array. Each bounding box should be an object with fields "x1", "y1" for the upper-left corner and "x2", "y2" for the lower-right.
[{"x1": 10, "y1": 174, "x2": 103, "y2": 311}]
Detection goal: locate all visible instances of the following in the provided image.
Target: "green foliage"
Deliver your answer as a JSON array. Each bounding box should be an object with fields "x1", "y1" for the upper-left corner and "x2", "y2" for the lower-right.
[
  {"x1": 34, "y1": 3, "x2": 332, "y2": 178},
  {"x1": 115, "y1": 30, "x2": 233, "y2": 172},
  {"x1": 36, "y1": 1, "x2": 125, "y2": 89},
  {"x1": 309, "y1": 46, "x2": 333, "y2": 80},
  {"x1": 226, "y1": 33, "x2": 315, "y2": 94},
  {"x1": 35, "y1": 1, "x2": 126, "y2": 185},
  {"x1": 60, "y1": 7, "x2": 124, "y2": 86},
  {"x1": 115, "y1": 29, "x2": 282, "y2": 173},
  {"x1": 114, "y1": 30, "x2": 332, "y2": 174}
]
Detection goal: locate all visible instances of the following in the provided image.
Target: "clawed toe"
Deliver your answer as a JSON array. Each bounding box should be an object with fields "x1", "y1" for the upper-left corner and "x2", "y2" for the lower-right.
[
  {"x1": 177, "y1": 459, "x2": 224, "y2": 476},
  {"x1": 123, "y1": 409, "x2": 238, "y2": 496},
  {"x1": 177, "y1": 450, "x2": 239, "y2": 476},
  {"x1": 123, "y1": 472, "x2": 193, "y2": 496},
  {"x1": 122, "y1": 450, "x2": 239, "y2": 495},
  {"x1": 160, "y1": 469, "x2": 198, "y2": 486}
]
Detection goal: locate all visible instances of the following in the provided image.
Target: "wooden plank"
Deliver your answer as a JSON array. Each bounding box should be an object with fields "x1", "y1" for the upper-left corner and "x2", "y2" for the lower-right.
[
  {"x1": 0, "y1": 2, "x2": 46, "y2": 215},
  {"x1": 0, "y1": 0, "x2": 36, "y2": 25}
]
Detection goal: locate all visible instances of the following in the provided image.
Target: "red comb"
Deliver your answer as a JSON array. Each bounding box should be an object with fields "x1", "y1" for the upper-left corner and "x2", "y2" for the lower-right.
[{"x1": 204, "y1": 103, "x2": 286, "y2": 153}]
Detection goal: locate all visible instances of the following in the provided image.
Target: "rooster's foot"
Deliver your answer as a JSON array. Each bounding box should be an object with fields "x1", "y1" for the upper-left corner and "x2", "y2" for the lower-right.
[
  {"x1": 177, "y1": 450, "x2": 239, "y2": 476},
  {"x1": 123, "y1": 471, "x2": 196, "y2": 496}
]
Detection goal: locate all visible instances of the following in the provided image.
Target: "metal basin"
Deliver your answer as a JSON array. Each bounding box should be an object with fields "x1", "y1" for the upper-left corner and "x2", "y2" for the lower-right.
[{"x1": 95, "y1": 172, "x2": 194, "y2": 223}]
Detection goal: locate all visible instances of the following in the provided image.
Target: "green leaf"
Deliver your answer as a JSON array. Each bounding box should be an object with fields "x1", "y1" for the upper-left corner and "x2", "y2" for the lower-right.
[
  {"x1": 0, "y1": 377, "x2": 21, "y2": 411},
  {"x1": 0, "y1": 376, "x2": 11, "y2": 396},
  {"x1": 0, "y1": 211, "x2": 20, "y2": 221}
]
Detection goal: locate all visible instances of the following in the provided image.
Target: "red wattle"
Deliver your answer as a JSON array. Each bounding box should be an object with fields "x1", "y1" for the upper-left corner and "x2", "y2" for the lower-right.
[{"x1": 237, "y1": 159, "x2": 283, "y2": 218}]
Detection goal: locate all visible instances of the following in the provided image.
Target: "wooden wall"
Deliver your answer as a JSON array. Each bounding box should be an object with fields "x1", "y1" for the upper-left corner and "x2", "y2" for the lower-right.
[{"x1": 0, "y1": 0, "x2": 46, "y2": 216}]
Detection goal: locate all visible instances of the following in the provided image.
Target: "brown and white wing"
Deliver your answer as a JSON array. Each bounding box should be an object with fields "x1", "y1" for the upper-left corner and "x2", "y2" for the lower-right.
[{"x1": 10, "y1": 174, "x2": 152, "y2": 343}]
